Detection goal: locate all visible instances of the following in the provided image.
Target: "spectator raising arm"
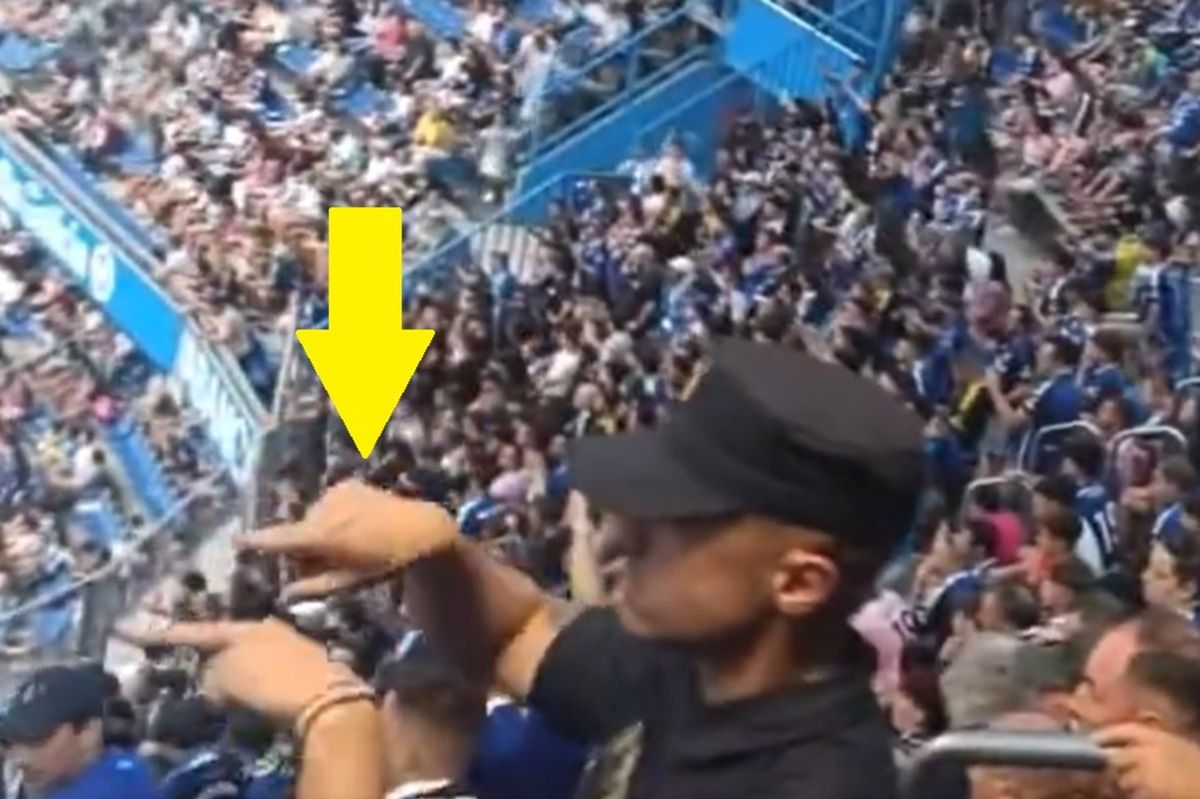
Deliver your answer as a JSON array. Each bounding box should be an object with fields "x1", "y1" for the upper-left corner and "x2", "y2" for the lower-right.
[{"x1": 241, "y1": 481, "x2": 562, "y2": 698}]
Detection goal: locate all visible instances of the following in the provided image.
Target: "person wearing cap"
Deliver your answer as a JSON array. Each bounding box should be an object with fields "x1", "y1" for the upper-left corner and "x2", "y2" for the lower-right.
[
  {"x1": 152, "y1": 339, "x2": 924, "y2": 799},
  {"x1": 0, "y1": 665, "x2": 160, "y2": 799}
]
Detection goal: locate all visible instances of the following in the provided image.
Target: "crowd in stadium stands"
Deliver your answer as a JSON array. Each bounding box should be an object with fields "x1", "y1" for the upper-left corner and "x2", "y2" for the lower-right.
[
  {"x1": 0, "y1": 0, "x2": 696, "y2": 400},
  {"x1": 2, "y1": 0, "x2": 1200, "y2": 798},
  {"x1": 0, "y1": 220, "x2": 225, "y2": 660}
]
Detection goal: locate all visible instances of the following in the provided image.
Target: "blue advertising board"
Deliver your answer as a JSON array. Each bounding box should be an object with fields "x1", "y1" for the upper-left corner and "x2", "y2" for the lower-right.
[
  {"x1": 0, "y1": 129, "x2": 264, "y2": 483},
  {"x1": 0, "y1": 134, "x2": 183, "y2": 369}
]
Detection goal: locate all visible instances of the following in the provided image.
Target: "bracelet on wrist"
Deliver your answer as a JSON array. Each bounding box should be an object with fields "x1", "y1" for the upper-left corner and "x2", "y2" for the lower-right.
[{"x1": 294, "y1": 685, "x2": 376, "y2": 744}]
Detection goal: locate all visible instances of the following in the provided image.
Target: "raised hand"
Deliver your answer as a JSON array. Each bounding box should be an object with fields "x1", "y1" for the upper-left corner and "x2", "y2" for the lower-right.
[{"x1": 238, "y1": 480, "x2": 460, "y2": 599}]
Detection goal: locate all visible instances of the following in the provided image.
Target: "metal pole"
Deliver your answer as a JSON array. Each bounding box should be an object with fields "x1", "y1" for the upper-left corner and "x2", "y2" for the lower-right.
[{"x1": 903, "y1": 731, "x2": 1106, "y2": 799}]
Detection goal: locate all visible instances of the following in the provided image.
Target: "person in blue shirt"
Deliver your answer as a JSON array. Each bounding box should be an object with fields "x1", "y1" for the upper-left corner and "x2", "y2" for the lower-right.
[
  {"x1": 1140, "y1": 241, "x2": 1193, "y2": 382},
  {"x1": 1141, "y1": 509, "x2": 1200, "y2": 629},
  {"x1": 0, "y1": 665, "x2": 161, "y2": 799},
  {"x1": 145, "y1": 696, "x2": 247, "y2": 799},
  {"x1": 986, "y1": 334, "x2": 1085, "y2": 471},
  {"x1": 1061, "y1": 433, "x2": 1118, "y2": 574},
  {"x1": 1151, "y1": 457, "x2": 1199, "y2": 545},
  {"x1": 1081, "y1": 328, "x2": 1130, "y2": 408}
]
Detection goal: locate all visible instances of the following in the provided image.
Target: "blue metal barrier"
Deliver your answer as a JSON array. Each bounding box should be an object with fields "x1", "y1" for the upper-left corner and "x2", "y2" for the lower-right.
[
  {"x1": 410, "y1": 171, "x2": 633, "y2": 281},
  {"x1": 523, "y1": 4, "x2": 717, "y2": 160}
]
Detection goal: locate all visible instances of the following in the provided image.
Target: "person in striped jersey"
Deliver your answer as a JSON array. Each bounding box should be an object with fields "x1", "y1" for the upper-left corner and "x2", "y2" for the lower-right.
[{"x1": 1061, "y1": 434, "x2": 1118, "y2": 574}]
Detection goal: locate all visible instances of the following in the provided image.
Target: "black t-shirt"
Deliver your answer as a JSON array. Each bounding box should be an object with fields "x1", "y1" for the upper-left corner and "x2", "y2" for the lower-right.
[{"x1": 529, "y1": 608, "x2": 899, "y2": 799}]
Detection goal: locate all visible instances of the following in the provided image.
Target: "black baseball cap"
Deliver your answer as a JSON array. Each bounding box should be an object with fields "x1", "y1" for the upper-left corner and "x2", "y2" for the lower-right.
[
  {"x1": 568, "y1": 338, "x2": 924, "y2": 546},
  {"x1": 0, "y1": 665, "x2": 106, "y2": 745}
]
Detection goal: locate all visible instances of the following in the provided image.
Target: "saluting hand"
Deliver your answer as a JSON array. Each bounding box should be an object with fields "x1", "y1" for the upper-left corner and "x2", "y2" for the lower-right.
[
  {"x1": 1094, "y1": 723, "x2": 1200, "y2": 799},
  {"x1": 239, "y1": 480, "x2": 460, "y2": 600}
]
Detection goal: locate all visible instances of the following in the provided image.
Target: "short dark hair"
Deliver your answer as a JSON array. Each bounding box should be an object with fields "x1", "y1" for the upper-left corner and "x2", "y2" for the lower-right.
[
  {"x1": 1041, "y1": 511, "x2": 1082, "y2": 549},
  {"x1": 375, "y1": 659, "x2": 486, "y2": 741},
  {"x1": 1047, "y1": 557, "x2": 1095, "y2": 595},
  {"x1": 1046, "y1": 335, "x2": 1081, "y2": 368},
  {"x1": 1062, "y1": 434, "x2": 1105, "y2": 480},
  {"x1": 1090, "y1": 329, "x2": 1125, "y2": 364},
  {"x1": 1160, "y1": 456, "x2": 1198, "y2": 493},
  {"x1": 1131, "y1": 608, "x2": 1200, "y2": 661},
  {"x1": 1160, "y1": 531, "x2": 1200, "y2": 593},
  {"x1": 1034, "y1": 474, "x2": 1079, "y2": 509},
  {"x1": 181, "y1": 571, "x2": 208, "y2": 594},
  {"x1": 1126, "y1": 650, "x2": 1200, "y2": 734},
  {"x1": 982, "y1": 579, "x2": 1041, "y2": 631}
]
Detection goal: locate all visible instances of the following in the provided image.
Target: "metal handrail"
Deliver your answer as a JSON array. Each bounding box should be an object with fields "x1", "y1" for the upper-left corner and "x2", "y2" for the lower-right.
[
  {"x1": 533, "y1": 2, "x2": 701, "y2": 105},
  {"x1": 962, "y1": 473, "x2": 1032, "y2": 508},
  {"x1": 0, "y1": 472, "x2": 226, "y2": 627},
  {"x1": 1107, "y1": 425, "x2": 1189, "y2": 460},
  {"x1": 1020, "y1": 420, "x2": 1102, "y2": 472},
  {"x1": 410, "y1": 170, "x2": 631, "y2": 275},
  {"x1": 531, "y1": 41, "x2": 715, "y2": 158},
  {"x1": 902, "y1": 731, "x2": 1106, "y2": 799}
]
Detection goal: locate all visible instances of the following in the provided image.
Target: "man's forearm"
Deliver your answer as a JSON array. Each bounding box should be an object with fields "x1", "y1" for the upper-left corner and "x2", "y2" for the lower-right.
[
  {"x1": 299, "y1": 702, "x2": 385, "y2": 799},
  {"x1": 406, "y1": 537, "x2": 562, "y2": 698}
]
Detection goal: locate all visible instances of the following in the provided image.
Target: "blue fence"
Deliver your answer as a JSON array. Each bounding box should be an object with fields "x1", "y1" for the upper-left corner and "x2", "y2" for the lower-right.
[
  {"x1": 0, "y1": 126, "x2": 265, "y2": 484},
  {"x1": 724, "y1": 0, "x2": 866, "y2": 97},
  {"x1": 522, "y1": 4, "x2": 717, "y2": 159}
]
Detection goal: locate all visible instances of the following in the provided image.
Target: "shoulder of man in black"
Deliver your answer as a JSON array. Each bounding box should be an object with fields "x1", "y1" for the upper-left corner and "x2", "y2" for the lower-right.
[{"x1": 529, "y1": 607, "x2": 900, "y2": 799}]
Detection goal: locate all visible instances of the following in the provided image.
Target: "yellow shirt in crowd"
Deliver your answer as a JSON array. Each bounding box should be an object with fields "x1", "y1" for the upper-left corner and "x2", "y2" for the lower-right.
[{"x1": 414, "y1": 111, "x2": 455, "y2": 150}]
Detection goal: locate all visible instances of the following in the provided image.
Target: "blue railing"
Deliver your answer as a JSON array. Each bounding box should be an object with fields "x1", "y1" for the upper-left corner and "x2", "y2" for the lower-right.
[
  {"x1": 523, "y1": 4, "x2": 716, "y2": 159},
  {"x1": 410, "y1": 171, "x2": 633, "y2": 280},
  {"x1": 724, "y1": 0, "x2": 866, "y2": 97}
]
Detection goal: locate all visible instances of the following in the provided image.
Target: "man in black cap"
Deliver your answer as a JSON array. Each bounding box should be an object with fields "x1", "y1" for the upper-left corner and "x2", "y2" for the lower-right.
[
  {"x1": 0, "y1": 664, "x2": 160, "y2": 799},
  {"x1": 156, "y1": 339, "x2": 924, "y2": 799}
]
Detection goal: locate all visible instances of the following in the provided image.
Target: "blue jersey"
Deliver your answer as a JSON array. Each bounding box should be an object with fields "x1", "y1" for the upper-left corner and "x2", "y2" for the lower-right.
[
  {"x1": 1082, "y1": 363, "x2": 1128, "y2": 404},
  {"x1": 1020, "y1": 371, "x2": 1084, "y2": 470},
  {"x1": 913, "y1": 341, "x2": 955, "y2": 408},
  {"x1": 1156, "y1": 264, "x2": 1190, "y2": 338},
  {"x1": 1024, "y1": 371, "x2": 1085, "y2": 430},
  {"x1": 1075, "y1": 482, "x2": 1117, "y2": 573},
  {"x1": 1154, "y1": 503, "x2": 1186, "y2": 545},
  {"x1": 48, "y1": 749, "x2": 161, "y2": 799},
  {"x1": 161, "y1": 750, "x2": 245, "y2": 799}
]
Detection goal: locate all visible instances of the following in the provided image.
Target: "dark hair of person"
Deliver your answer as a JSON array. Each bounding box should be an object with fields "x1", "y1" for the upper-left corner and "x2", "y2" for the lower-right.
[
  {"x1": 1090, "y1": 329, "x2": 1125, "y2": 364},
  {"x1": 1161, "y1": 528, "x2": 1200, "y2": 593},
  {"x1": 982, "y1": 579, "x2": 1041, "y2": 631},
  {"x1": 1047, "y1": 557, "x2": 1095, "y2": 596},
  {"x1": 1063, "y1": 433, "x2": 1105, "y2": 481},
  {"x1": 375, "y1": 659, "x2": 487, "y2": 741},
  {"x1": 181, "y1": 571, "x2": 208, "y2": 594},
  {"x1": 102, "y1": 697, "x2": 139, "y2": 749},
  {"x1": 1161, "y1": 456, "x2": 1198, "y2": 494},
  {"x1": 1046, "y1": 335, "x2": 1082, "y2": 369},
  {"x1": 1041, "y1": 511, "x2": 1082, "y2": 549},
  {"x1": 1034, "y1": 474, "x2": 1079, "y2": 508},
  {"x1": 226, "y1": 707, "x2": 277, "y2": 757},
  {"x1": 1125, "y1": 650, "x2": 1200, "y2": 735}
]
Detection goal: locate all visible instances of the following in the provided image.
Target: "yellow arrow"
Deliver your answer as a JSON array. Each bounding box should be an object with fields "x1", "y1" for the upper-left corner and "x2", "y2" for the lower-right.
[{"x1": 296, "y1": 207, "x2": 434, "y2": 459}]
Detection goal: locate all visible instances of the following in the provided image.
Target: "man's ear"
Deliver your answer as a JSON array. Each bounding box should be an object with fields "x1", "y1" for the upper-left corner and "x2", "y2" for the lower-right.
[{"x1": 771, "y1": 548, "x2": 839, "y2": 618}]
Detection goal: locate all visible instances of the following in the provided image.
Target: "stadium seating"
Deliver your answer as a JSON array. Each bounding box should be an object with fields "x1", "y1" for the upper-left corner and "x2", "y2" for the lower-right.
[{"x1": 103, "y1": 417, "x2": 177, "y2": 522}]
